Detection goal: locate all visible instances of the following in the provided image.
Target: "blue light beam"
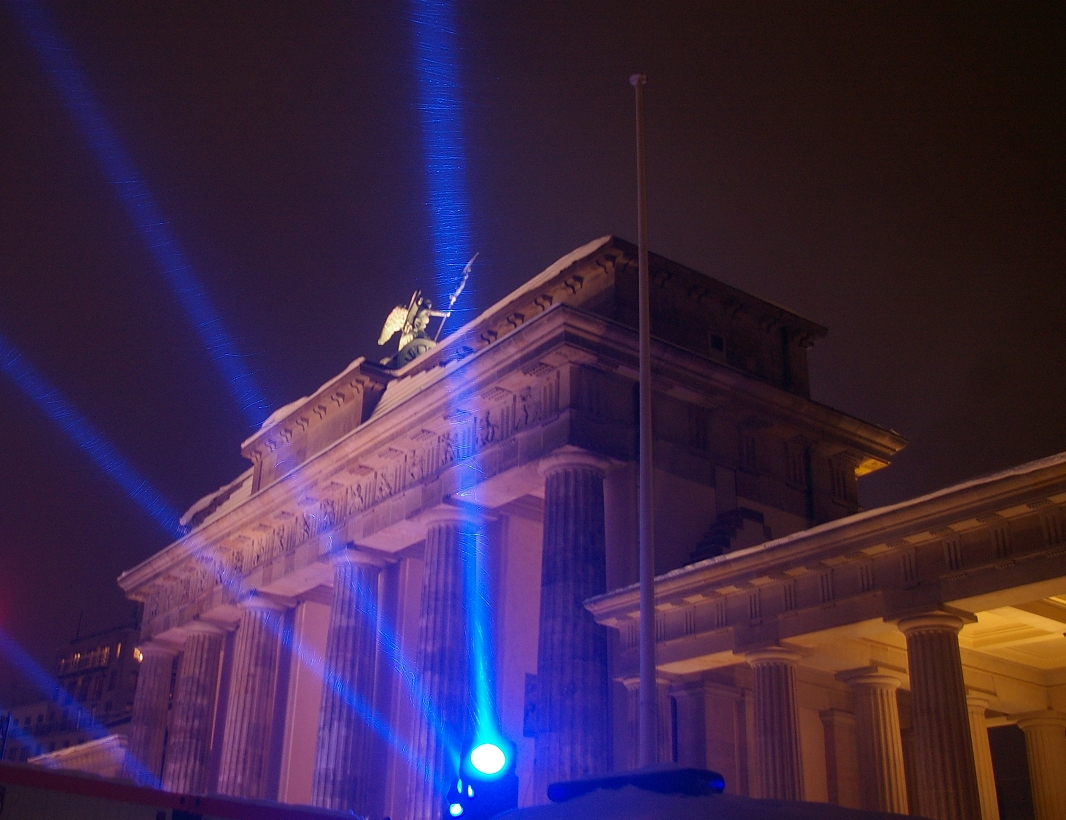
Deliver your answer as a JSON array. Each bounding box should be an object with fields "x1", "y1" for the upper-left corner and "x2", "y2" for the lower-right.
[
  {"x1": 0, "y1": 343, "x2": 453, "y2": 790},
  {"x1": 0, "y1": 332, "x2": 183, "y2": 537},
  {"x1": 411, "y1": 0, "x2": 476, "y2": 319},
  {"x1": 7, "y1": 0, "x2": 269, "y2": 427},
  {"x1": 253, "y1": 556, "x2": 446, "y2": 793},
  {"x1": 463, "y1": 525, "x2": 499, "y2": 748},
  {"x1": 0, "y1": 627, "x2": 158, "y2": 783}
]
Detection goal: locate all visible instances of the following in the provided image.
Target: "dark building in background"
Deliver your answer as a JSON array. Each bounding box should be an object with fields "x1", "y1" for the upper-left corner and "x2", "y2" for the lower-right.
[{"x1": 3, "y1": 621, "x2": 140, "y2": 764}]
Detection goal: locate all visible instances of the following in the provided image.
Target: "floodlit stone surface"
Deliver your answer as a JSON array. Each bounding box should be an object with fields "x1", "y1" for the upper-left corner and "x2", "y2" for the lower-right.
[
  {"x1": 163, "y1": 622, "x2": 224, "y2": 793},
  {"x1": 113, "y1": 239, "x2": 1066, "y2": 819}
]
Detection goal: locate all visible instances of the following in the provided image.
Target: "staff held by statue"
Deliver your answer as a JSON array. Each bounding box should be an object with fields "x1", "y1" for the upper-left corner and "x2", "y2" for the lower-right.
[{"x1": 377, "y1": 253, "x2": 478, "y2": 368}]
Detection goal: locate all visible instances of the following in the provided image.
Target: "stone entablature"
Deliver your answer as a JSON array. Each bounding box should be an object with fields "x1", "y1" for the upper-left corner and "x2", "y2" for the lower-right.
[
  {"x1": 588, "y1": 453, "x2": 1066, "y2": 679},
  {"x1": 124, "y1": 237, "x2": 892, "y2": 646},
  {"x1": 119, "y1": 298, "x2": 901, "y2": 644},
  {"x1": 386, "y1": 236, "x2": 827, "y2": 396},
  {"x1": 238, "y1": 235, "x2": 832, "y2": 503},
  {"x1": 240, "y1": 357, "x2": 391, "y2": 494}
]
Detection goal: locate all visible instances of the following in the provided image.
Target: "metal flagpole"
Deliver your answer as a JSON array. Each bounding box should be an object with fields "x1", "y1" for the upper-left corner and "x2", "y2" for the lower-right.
[{"x1": 630, "y1": 72, "x2": 658, "y2": 768}]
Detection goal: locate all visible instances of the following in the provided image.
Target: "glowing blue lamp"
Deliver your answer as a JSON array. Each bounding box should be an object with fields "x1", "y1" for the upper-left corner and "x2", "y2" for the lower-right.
[
  {"x1": 444, "y1": 737, "x2": 518, "y2": 819},
  {"x1": 468, "y1": 741, "x2": 507, "y2": 777}
]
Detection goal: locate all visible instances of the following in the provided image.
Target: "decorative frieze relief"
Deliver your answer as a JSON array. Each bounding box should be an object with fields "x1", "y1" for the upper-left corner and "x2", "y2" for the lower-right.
[
  {"x1": 142, "y1": 368, "x2": 562, "y2": 633},
  {"x1": 341, "y1": 371, "x2": 559, "y2": 519}
]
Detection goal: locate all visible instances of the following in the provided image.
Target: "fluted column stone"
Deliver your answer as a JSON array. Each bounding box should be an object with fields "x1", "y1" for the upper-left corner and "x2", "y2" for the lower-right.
[
  {"x1": 123, "y1": 641, "x2": 177, "y2": 785},
  {"x1": 533, "y1": 450, "x2": 610, "y2": 797},
  {"x1": 1016, "y1": 710, "x2": 1066, "y2": 820},
  {"x1": 162, "y1": 622, "x2": 225, "y2": 794},
  {"x1": 840, "y1": 670, "x2": 908, "y2": 814},
  {"x1": 819, "y1": 708, "x2": 859, "y2": 809},
  {"x1": 409, "y1": 508, "x2": 480, "y2": 820},
  {"x1": 619, "y1": 675, "x2": 673, "y2": 767},
  {"x1": 746, "y1": 647, "x2": 804, "y2": 801},
  {"x1": 656, "y1": 678, "x2": 673, "y2": 764},
  {"x1": 216, "y1": 594, "x2": 286, "y2": 799},
  {"x1": 311, "y1": 548, "x2": 383, "y2": 813},
  {"x1": 898, "y1": 612, "x2": 981, "y2": 820},
  {"x1": 966, "y1": 696, "x2": 1001, "y2": 820},
  {"x1": 620, "y1": 677, "x2": 640, "y2": 771}
]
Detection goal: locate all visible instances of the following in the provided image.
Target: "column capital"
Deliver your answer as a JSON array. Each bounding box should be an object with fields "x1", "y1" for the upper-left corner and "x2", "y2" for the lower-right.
[
  {"x1": 745, "y1": 645, "x2": 802, "y2": 666},
  {"x1": 420, "y1": 502, "x2": 493, "y2": 530},
  {"x1": 538, "y1": 446, "x2": 612, "y2": 478},
  {"x1": 137, "y1": 640, "x2": 180, "y2": 659},
  {"x1": 1016, "y1": 710, "x2": 1066, "y2": 731},
  {"x1": 966, "y1": 693, "x2": 991, "y2": 710},
  {"x1": 325, "y1": 543, "x2": 387, "y2": 569},
  {"x1": 668, "y1": 678, "x2": 709, "y2": 699},
  {"x1": 183, "y1": 619, "x2": 228, "y2": 637},
  {"x1": 236, "y1": 590, "x2": 289, "y2": 613},
  {"x1": 819, "y1": 707, "x2": 856, "y2": 725},
  {"x1": 837, "y1": 666, "x2": 902, "y2": 689},
  {"x1": 896, "y1": 609, "x2": 975, "y2": 635}
]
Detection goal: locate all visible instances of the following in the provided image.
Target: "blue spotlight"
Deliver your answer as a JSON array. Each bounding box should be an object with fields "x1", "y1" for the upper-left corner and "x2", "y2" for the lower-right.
[
  {"x1": 251, "y1": 545, "x2": 444, "y2": 791},
  {"x1": 468, "y1": 741, "x2": 506, "y2": 776},
  {"x1": 410, "y1": 0, "x2": 476, "y2": 318},
  {"x1": 445, "y1": 736, "x2": 518, "y2": 819},
  {"x1": 7, "y1": 0, "x2": 269, "y2": 427},
  {"x1": 0, "y1": 331, "x2": 183, "y2": 537}
]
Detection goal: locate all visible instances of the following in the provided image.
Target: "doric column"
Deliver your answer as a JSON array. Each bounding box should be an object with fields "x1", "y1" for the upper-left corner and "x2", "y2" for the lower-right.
[
  {"x1": 839, "y1": 669, "x2": 908, "y2": 814},
  {"x1": 819, "y1": 709, "x2": 859, "y2": 809},
  {"x1": 311, "y1": 547, "x2": 383, "y2": 812},
  {"x1": 1015, "y1": 710, "x2": 1066, "y2": 820},
  {"x1": 216, "y1": 594, "x2": 286, "y2": 799},
  {"x1": 897, "y1": 612, "x2": 981, "y2": 820},
  {"x1": 409, "y1": 508, "x2": 481, "y2": 820},
  {"x1": 619, "y1": 677, "x2": 640, "y2": 771},
  {"x1": 966, "y1": 696, "x2": 1000, "y2": 820},
  {"x1": 162, "y1": 622, "x2": 225, "y2": 794},
  {"x1": 670, "y1": 681, "x2": 707, "y2": 769},
  {"x1": 620, "y1": 675, "x2": 672, "y2": 766},
  {"x1": 656, "y1": 678, "x2": 673, "y2": 764},
  {"x1": 123, "y1": 641, "x2": 177, "y2": 785},
  {"x1": 533, "y1": 450, "x2": 610, "y2": 796},
  {"x1": 746, "y1": 647, "x2": 804, "y2": 801}
]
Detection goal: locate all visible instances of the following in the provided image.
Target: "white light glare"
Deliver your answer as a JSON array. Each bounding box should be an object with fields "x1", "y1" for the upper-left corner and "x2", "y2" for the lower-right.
[
  {"x1": 469, "y1": 742, "x2": 507, "y2": 775},
  {"x1": 449, "y1": 803, "x2": 464, "y2": 817}
]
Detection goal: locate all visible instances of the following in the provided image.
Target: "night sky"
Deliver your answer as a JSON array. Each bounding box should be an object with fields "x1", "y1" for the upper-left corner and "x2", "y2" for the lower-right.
[{"x1": 1, "y1": 2, "x2": 1062, "y2": 704}]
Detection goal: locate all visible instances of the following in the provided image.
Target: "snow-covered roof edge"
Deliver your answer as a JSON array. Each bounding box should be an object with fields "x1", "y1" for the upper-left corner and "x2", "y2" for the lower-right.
[
  {"x1": 593, "y1": 449, "x2": 1066, "y2": 602},
  {"x1": 178, "y1": 468, "x2": 253, "y2": 529}
]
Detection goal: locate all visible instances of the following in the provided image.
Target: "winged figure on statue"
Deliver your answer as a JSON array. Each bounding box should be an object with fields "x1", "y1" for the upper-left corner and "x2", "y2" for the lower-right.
[{"x1": 377, "y1": 253, "x2": 477, "y2": 368}]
